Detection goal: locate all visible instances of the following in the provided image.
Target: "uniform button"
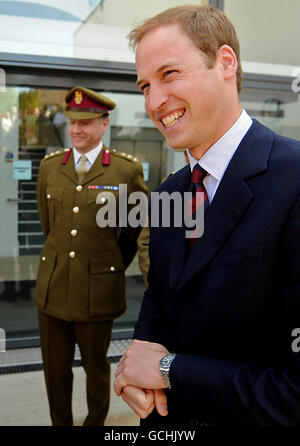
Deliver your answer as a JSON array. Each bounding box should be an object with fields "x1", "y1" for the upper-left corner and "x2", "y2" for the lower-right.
[
  {"x1": 76, "y1": 185, "x2": 83, "y2": 192},
  {"x1": 110, "y1": 266, "x2": 116, "y2": 272},
  {"x1": 47, "y1": 194, "x2": 51, "y2": 199},
  {"x1": 69, "y1": 251, "x2": 76, "y2": 258},
  {"x1": 70, "y1": 229, "x2": 78, "y2": 237},
  {"x1": 42, "y1": 256, "x2": 46, "y2": 261},
  {"x1": 73, "y1": 206, "x2": 79, "y2": 214}
]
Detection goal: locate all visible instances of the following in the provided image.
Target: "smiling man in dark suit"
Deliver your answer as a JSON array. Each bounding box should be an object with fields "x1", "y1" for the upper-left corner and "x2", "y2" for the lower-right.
[{"x1": 114, "y1": 5, "x2": 300, "y2": 426}]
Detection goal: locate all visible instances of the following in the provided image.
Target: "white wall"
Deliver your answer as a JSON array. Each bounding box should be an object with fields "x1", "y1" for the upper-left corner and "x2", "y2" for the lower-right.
[
  {"x1": 96, "y1": 0, "x2": 207, "y2": 27},
  {"x1": 225, "y1": 0, "x2": 300, "y2": 67},
  {"x1": 73, "y1": 0, "x2": 207, "y2": 61}
]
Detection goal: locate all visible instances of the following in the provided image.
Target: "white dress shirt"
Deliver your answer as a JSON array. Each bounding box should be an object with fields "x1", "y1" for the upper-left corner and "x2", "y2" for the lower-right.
[
  {"x1": 73, "y1": 142, "x2": 103, "y2": 172},
  {"x1": 187, "y1": 109, "x2": 253, "y2": 204}
]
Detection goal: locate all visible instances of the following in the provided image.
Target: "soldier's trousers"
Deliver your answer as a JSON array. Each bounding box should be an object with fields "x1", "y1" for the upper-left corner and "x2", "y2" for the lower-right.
[{"x1": 38, "y1": 311, "x2": 113, "y2": 426}]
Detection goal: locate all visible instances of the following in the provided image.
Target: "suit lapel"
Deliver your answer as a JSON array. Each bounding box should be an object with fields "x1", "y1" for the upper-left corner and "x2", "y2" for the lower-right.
[
  {"x1": 168, "y1": 166, "x2": 191, "y2": 292},
  {"x1": 176, "y1": 120, "x2": 274, "y2": 292}
]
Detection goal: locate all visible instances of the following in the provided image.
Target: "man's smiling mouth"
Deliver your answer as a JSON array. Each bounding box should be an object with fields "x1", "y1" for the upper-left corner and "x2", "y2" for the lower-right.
[{"x1": 161, "y1": 109, "x2": 185, "y2": 128}]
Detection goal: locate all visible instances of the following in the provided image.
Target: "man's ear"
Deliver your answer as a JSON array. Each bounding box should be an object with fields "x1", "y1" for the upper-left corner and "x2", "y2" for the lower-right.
[
  {"x1": 218, "y1": 44, "x2": 238, "y2": 81},
  {"x1": 102, "y1": 116, "x2": 110, "y2": 128}
]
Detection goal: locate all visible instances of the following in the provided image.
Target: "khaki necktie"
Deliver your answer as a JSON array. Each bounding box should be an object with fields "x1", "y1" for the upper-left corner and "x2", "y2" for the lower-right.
[{"x1": 77, "y1": 155, "x2": 88, "y2": 184}]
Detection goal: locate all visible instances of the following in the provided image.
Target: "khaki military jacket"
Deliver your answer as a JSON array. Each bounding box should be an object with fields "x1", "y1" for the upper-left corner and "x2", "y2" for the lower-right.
[
  {"x1": 137, "y1": 226, "x2": 150, "y2": 287},
  {"x1": 35, "y1": 147, "x2": 147, "y2": 322}
]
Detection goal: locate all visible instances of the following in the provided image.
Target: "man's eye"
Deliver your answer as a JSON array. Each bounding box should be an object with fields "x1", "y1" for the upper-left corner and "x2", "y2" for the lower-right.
[{"x1": 164, "y1": 70, "x2": 176, "y2": 78}]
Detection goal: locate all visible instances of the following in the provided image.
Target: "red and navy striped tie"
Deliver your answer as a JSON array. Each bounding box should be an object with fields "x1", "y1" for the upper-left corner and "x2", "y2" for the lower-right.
[{"x1": 188, "y1": 164, "x2": 208, "y2": 250}]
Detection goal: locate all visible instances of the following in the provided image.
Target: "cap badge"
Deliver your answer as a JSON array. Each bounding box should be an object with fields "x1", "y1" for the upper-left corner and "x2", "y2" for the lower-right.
[{"x1": 75, "y1": 91, "x2": 83, "y2": 104}]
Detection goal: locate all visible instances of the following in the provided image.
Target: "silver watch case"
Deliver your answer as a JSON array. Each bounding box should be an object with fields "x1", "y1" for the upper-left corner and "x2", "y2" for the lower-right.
[{"x1": 159, "y1": 353, "x2": 176, "y2": 389}]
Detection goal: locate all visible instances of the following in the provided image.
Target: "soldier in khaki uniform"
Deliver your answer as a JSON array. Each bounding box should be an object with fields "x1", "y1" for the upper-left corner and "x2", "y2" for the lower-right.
[{"x1": 35, "y1": 86, "x2": 147, "y2": 426}]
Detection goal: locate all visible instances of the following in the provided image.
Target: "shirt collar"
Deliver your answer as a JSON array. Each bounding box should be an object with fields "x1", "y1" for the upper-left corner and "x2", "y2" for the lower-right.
[
  {"x1": 73, "y1": 141, "x2": 103, "y2": 166},
  {"x1": 187, "y1": 109, "x2": 253, "y2": 181}
]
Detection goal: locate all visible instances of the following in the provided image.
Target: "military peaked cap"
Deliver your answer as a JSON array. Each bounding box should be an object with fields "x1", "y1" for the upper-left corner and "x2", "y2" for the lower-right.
[{"x1": 64, "y1": 86, "x2": 116, "y2": 120}]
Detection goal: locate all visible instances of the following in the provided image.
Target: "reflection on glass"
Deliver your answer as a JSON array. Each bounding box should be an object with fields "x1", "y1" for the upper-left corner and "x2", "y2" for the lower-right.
[
  {"x1": 18, "y1": 88, "x2": 68, "y2": 150},
  {"x1": 0, "y1": 87, "x2": 70, "y2": 346}
]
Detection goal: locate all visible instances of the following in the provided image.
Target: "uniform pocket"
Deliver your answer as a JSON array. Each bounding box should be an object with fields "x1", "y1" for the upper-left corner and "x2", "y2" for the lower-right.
[
  {"x1": 45, "y1": 187, "x2": 64, "y2": 224},
  {"x1": 34, "y1": 246, "x2": 57, "y2": 309},
  {"x1": 89, "y1": 254, "x2": 126, "y2": 318}
]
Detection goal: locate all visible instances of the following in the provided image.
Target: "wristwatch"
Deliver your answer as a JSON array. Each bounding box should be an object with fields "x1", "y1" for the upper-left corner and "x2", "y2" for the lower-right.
[{"x1": 159, "y1": 353, "x2": 176, "y2": 389}]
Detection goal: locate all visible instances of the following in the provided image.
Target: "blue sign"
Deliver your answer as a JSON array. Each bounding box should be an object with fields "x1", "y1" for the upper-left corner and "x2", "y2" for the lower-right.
[
  {"x1": 142, "y1": 162, "x2": 149, "y2": 182},
  {"x1": 13, "y1": 160, "x2": 32, "y2": 180}
]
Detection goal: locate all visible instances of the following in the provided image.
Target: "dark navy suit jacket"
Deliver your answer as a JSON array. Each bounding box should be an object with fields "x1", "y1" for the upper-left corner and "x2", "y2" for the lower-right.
[{"x1": 134, "y1": 120, "x2": 300, "y2": 425}]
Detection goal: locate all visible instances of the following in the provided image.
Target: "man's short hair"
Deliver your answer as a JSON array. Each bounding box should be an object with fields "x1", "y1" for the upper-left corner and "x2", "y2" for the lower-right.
[{"x1": 128, "y1": 5, "x2": 243, "y2": 94}]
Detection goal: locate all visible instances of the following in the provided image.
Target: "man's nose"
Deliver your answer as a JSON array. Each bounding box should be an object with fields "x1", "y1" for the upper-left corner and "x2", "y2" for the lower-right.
[
  {"x1": 71, "y1": 122, "x2": 82, "y2": 133},
  {"x1": 146, "y1": 85, "x2": 168, "y2": 114}
]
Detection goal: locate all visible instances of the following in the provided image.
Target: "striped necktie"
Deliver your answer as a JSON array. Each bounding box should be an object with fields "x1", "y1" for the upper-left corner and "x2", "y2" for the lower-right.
[
  {"x1": 77, "y1": 155, "x2": 88, "y2": 184},
  {"x1": 188, "y1": 164, "x2": 208, "y2": 250}
]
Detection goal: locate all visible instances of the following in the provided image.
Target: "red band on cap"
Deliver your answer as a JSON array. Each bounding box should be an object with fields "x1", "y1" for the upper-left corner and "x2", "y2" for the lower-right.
[{"x1": 68, "y1": 92, "x2": 110, "y2": 112}]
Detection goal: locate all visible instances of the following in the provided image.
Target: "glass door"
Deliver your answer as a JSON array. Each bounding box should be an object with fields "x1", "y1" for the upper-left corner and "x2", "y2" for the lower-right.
[{"x1": 0, "y1": 87, "x2": 69, "y2": 348}]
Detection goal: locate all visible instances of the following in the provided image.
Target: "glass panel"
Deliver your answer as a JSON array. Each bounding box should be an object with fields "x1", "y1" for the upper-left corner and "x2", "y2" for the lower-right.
[
  {"x1": 240, "y1": 88, "x2": 300, "y2": 141},
  {"x1": 0, "y1": 86, "x2": 179, "y2": 346},
  {"x1": 224, "y1": 0, "x2": 300, "y2": 77},
  {"x1": 0, "y1": 86, "x2": 69, "y2": 347}
]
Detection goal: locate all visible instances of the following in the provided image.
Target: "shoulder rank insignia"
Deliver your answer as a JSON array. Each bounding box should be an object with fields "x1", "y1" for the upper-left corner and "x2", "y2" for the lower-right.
[
  {"x1": 102, "y1": 148, "x2": 111, "y2": 166},
  {"x1": 61, "y1": 148, "x2": 72, "y2": 165},
  {"x1": 43, "y1": 150, "x2": 63, "y2": 160},
  {"x1": 111, "y1": 149, "x2": 139, "y2": 163}
]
